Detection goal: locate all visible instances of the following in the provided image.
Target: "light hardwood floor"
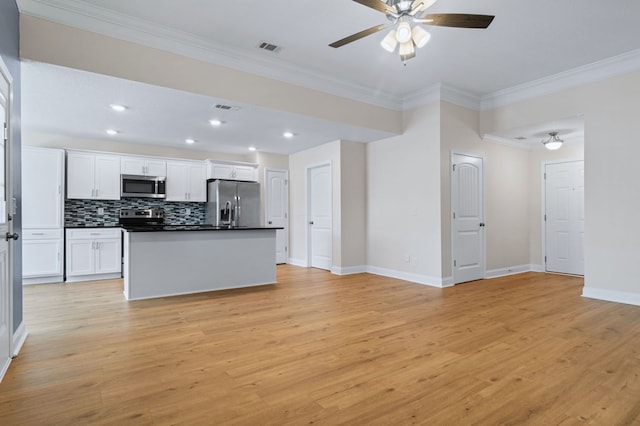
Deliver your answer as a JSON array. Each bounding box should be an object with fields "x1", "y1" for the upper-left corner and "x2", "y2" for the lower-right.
[{"x1": 1, "y1": 266, "x2": 640, "y2": 425}]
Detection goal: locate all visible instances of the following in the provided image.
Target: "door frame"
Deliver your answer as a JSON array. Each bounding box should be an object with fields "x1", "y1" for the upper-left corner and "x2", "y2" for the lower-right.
[
  {"x1": 306, "y1": 162, "x2": 332, "y2": 269},
  {"x1": 0, "y1": 54, "x2": 15, "y2": 374},
  {"x1": 450, "y1": 151, "x2": 486, "y2": 284},
  {"x1": 264, "y1": 167, "x2": 289, "y2": 264},
  {"x1": 541, "y1": 158, "x2": 584, "y2": 273}
]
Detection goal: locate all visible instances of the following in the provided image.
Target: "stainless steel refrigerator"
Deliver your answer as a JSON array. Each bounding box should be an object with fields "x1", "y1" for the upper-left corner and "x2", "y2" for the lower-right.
[{"x1": 206, "y1": 179, "x2": 260, "y2": 227}]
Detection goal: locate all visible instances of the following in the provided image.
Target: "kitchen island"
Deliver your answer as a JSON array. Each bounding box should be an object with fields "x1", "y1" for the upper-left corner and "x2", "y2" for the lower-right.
[{"x1": 122, "y1": 225, "x2": 279, "y2": 300}]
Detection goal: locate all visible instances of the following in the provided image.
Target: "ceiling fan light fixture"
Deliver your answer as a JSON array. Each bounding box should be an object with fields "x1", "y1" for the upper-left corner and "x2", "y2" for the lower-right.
[
  {"x1": 395, "y1": 21, "x2": 412, "y2": 44},
  {"x1": 381, "y1": 29, "x2": 398, "y2": 52},
  {"x1": 542, "y1": 132, "x2": 564, "y2": 150},
  {"x1": 411, "y1": 25, "x2": 431, "y2": 48},
  {"x1": 399, "y1": 41, "x2": 415, "y2": 57}
]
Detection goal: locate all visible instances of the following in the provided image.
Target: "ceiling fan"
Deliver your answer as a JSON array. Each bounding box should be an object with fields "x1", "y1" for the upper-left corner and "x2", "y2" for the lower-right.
[{"x1": 329, "y1": 0, "x2": 495, "y2": 61}]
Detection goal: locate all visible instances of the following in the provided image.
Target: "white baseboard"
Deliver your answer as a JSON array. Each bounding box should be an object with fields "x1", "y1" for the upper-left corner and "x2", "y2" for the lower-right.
[
  {"x1": 366, "y1": 266, "x2": 451, "y2": 288},
  {"x1": 284, "y1": 262, "x2": 543, "y2": 288},
  {"x1": 287, "y1": 258, "x2": 307, "y2": 267},
  {"x1": 486, "y1": 264, "x2": 538, "y2": 279},
  {"x1": 582, "y1": 287, "x2": 640, "y2": 307},
  {"x1": 331, "y1": 265, "x2": 367, "y2": 275},
  {"x1": 0, "y1": 356, "x2": 10, "y2": 383},
  {"x1": 1, "y1": 322, "x2": 27, "y2": 383},
  {"x1": 12, "y1": 321, "x2": 28, "y2": 357},
  {"x1": 23, "y1": 275, "x2": 64, "y2": 285},
  {"x1": 65, "y1": 272, "x2": 122, "y2": 283}
]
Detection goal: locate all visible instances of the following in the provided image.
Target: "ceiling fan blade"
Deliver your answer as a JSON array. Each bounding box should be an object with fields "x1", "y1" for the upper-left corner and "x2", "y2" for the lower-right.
[
  {"x1": 329, "y1": 24, "x2": 387, "y2": 48},
  {"x1": 415, "y1": 13, "x2": 495, "y2": 29},
  {"x1": 352, "y1": 0, "x2": 396, "y2": 15}
]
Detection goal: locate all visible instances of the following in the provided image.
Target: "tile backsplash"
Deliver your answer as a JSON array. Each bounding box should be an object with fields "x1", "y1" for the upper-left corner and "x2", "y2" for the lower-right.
[{"x1": 65, "y1": 199, "x2": 206, "y2": 226}]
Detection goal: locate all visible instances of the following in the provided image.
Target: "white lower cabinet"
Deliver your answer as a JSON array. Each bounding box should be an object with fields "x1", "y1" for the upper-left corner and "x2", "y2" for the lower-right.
[
  {"x1": 23, "y1": 229, "x2": 63, "y2": 284},
  {"x1": 65, "y1": 228, "x2": 122, "y2": 282}
]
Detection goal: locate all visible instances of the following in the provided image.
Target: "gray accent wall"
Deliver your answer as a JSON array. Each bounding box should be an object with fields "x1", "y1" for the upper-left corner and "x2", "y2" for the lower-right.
[{"x1": 0, "y1": 0, "x2": 23, "y2": 333}]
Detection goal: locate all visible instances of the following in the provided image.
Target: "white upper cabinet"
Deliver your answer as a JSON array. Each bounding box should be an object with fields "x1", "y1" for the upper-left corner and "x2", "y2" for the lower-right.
[
  {"x1": 22, "y1": 147, "x2": 64, "y2": 228},
  {"x1": 206, "y1": 160, "x2": 258, "y2": 182},
  {"x1": 67, "y1": 151, "x2": 121, "y2": 200},
  {"x1": 121, "y1": 155, "x2": 167, "y2": 177},
  {"x1": 166, "y1": 160, "x2": 206, "y2": 202}
]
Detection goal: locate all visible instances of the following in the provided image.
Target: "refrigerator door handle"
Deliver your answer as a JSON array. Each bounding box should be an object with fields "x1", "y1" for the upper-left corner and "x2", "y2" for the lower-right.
[{"x1": 236, "y1": 195, "x2": 241, "y2": 226}]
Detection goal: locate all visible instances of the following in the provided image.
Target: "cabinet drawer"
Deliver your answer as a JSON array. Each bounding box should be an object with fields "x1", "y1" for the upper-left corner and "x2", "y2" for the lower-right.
[
  {"x1": 23, "y1": 229, "x2": 63, "y2": 240},
  {"x1": 66, "y1": 228, "x2": 122, "y2": 240}
]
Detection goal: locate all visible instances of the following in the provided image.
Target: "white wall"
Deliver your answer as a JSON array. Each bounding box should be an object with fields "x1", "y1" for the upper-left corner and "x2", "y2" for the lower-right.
[
  {"x1": 289, "y1": 141, "x2": 341, "y2": 268},
  {"x1": 20, "y1": 15, "x2": 402, "y2": 136},
  {"x1": 366, "y1": 102, "x2": 443, "y2": 284},
  {"x1": 340, "y1": 141, "x2": 367, "y2": 271},
  {"x1": 23, "y1": 130, "x2": 252, "y2": 162},
  {"x1": 527, "y1": 143, "x2": 584, "y2": 267},
  {"x1": 481, "y1": 70, "x2": 640, "y2": 304},
  {"x1": 288, "y1": 140, "x2": 367, "y2": 272}
]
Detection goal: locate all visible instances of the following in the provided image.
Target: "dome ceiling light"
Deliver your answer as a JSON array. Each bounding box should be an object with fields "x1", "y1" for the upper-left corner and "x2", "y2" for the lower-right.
[{"x1": 542, "y1": 132, "x2": 564, "y2": 150}]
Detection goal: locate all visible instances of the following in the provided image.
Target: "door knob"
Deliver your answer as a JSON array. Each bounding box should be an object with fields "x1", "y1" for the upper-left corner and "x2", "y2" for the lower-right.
[
  {"x1": 5, "y1": 232, "x2": 19, "y2": 241},
  {"x1": 268, "y1": 221, "x2": 272, "y2": 224},
  {"x1": 309, "y1": 221, "x2": 314, "y2": 225}
]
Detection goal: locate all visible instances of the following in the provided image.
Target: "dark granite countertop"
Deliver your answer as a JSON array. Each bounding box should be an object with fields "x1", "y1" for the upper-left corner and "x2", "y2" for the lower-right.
[
  {"x1": 121, "y1": 224, "x2": 283, "y2": 232},
  {"x1": 64, "y1": 224, "x2": 121, "y2": 229}
]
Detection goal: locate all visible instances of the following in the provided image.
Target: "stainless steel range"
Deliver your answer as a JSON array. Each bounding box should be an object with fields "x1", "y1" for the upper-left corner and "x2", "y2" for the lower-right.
[{"x1": 119, "y1": 209, "x2": 165, "y2": 227}]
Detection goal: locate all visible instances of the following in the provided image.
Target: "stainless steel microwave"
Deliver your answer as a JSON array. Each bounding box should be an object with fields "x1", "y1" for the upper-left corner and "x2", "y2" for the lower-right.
[{"x1": 121, "y1": 174, "x2": 166, "y2": 199}]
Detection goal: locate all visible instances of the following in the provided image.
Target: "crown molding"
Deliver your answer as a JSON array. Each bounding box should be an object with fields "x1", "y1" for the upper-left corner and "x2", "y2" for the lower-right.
[
  {"x1": 17, "y1": 0, "x2": 640, "y2": 114},
  {"x1": 402, "y1": 83, "x2": 442, "y2": 110},
  {"x1": 480, "y1": 48, "x2": 640, "y2": 111},
  {"x1": 17, "y1": 0, "x2": 404, "y2": 111}
]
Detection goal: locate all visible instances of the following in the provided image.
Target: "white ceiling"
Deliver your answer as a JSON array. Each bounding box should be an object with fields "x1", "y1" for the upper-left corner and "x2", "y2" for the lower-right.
[{"x1": 18, "y1": 0, "x2": 640, "y2": 154}]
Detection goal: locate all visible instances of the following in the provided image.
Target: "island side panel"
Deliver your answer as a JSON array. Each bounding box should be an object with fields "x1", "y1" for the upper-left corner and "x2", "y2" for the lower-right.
[{"x1": 124, "y1": 229, "x2": 277, "y2": 300}]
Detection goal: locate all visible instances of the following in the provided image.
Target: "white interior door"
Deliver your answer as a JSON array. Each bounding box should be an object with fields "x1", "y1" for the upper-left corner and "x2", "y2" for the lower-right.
[
  {"x1": 452, "y1": 153, "x2": 485, "y2": 284},
  {"x1": 308, "y1": 164, "x2": 332, "y2": 271},
  {"x1": 0, "y1": 61, "x2": 13, "y2": 376},
  {"x1": 265, "y1": 169, "x2": 289, "y2": 264},
  {"x1": 545, "y1": 161, "x2": 584, "y2": 275}
]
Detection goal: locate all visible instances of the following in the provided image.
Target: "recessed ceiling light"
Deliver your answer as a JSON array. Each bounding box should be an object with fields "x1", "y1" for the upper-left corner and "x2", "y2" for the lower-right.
[
  {"x1": 110, "y1": 104, "x2": 127, "y2": 112},
  {"x1": 185, "y1": 138, "x2": 196, "y2": 145},
  {"x1": 106, "y1": 129, "x2": 119, "y2": 136},
  {"x1": 283, "y1": 131, "x2": 294, "y2": 139},
  {"x1": 209, "y1": 119, "x2": 223, "y2": 127},
  {"x1": 248, "y1": 146, "x2": 257, "y2": 152}
]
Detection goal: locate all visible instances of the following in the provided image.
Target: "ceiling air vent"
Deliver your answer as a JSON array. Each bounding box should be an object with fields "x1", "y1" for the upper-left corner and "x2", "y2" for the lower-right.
[
  {"x1": 257, "y1": 41, "x2": 281, "y2": 53},
  {"x1": 213, "y1": 104, "x2": 240, "y2": 111}
]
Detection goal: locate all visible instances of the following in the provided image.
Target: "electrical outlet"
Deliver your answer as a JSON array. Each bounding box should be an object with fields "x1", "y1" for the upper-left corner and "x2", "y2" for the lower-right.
[
  {"x1": 97, "y1": 207, "x2": 104, "y2": 215},
  {"x1": 185, "y1": 208, "x2": 191, "y2": 215},
  {"x1": 404, "y1": 255, "x2": 411, "y2": 263}
]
